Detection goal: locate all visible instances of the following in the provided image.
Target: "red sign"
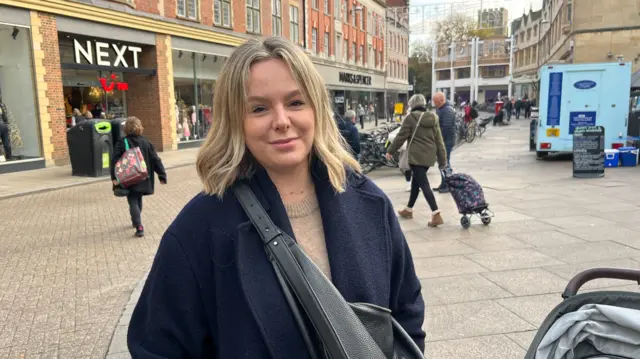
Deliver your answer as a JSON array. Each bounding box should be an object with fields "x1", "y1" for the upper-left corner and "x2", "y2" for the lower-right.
[{"x1": 99, "y1": 73, "x2": 129, "y2": 92}]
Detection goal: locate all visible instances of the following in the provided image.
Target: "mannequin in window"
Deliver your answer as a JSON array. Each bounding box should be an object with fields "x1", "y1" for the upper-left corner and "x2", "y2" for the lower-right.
[{"x1": 0, "y1": 92, "x2": 11, "y2": 160}]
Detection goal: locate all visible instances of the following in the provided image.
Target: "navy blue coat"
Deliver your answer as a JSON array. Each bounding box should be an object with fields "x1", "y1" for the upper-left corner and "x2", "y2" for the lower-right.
[
  {"x1": 436, "y1": 102, "x2": 457, "y2": 148},
  {"x1": 127, "y1": 160, "x2": 426, "y2": 358},
  {"x1": 336, "y1": 114, "x2": 361, "y2": 155}
]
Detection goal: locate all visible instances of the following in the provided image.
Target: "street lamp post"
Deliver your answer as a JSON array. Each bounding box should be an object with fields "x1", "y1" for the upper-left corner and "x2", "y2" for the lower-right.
[{"x1": 507, "y1": 34, "x2": 515, "y2": 98}]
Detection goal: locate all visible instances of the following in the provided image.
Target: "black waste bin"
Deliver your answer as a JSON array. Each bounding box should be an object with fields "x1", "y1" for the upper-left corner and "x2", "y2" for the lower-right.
[
  {"x1": 109, "y1": 118, "x2": 127, "y2": 145},
  {"x1": 67, "y1": 120, "x2": 113, "y2": 177}
]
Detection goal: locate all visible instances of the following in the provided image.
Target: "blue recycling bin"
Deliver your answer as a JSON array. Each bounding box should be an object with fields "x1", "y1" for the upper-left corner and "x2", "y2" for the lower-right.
[{"x1": 619, "y1": 147, "x2": 638, "y2": 167}]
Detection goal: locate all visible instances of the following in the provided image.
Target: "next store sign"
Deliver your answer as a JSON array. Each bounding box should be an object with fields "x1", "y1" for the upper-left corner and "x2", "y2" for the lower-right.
[{"x1": 73, "y1": 39, "x2": 142, "y2": 69}]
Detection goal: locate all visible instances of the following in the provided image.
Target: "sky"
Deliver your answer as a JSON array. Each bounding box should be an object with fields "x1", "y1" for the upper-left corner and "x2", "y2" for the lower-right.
[{"x1": 407, "y1": 0, "x2": 544, "y2": 41}]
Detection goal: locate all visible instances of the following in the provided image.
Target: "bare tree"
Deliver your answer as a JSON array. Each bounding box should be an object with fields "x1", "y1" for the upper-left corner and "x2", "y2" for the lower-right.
[{"x1": 434, "y1": 13, "x2": 495, "y2": 44}]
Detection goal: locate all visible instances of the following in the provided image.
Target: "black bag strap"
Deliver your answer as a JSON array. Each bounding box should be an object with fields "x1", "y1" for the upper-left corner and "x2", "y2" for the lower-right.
[
  {"x1": 232, "y1": 183, "x2": 347, "y2": 359},
  {"x1": 232, "y1": 183, "x2": 386, "y2": 359}
]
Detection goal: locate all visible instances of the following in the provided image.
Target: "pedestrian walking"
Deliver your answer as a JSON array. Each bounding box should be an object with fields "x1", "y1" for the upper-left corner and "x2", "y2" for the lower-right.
[
  {"x1": 335, "y1": 110, "x2": 361, "y2": 158},
  {"x1": 127, "y1": 37, "x2": 425, "y2": 358},
  {"x1": 432, "y1": 91, "x2": 456, "y2": 193},
  {"x1": 386, "y1": 94, "x2": 448, "y2": 227},
  {"x1": 357, "y1": 103, "x2": 365, "y2": 129},
  {"x1": 111, "y1": 117, "x2": 167, "y2": 237}
]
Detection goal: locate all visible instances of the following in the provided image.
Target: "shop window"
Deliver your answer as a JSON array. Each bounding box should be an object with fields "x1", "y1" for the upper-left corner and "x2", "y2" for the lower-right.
[
  {"x1": 311, "y1": 28, "x2": 317, "y2": 53},
  {"x1": 324, "y1": 32, "x2": 330, "y2": 57},
  {"x1": 289, "y1": 6, "x2": 299, "y2": 45},
  {"x1": 214, "y1": 0, "x2": 231, "y2": 27},
  {"x1": 0, "y1": 24, "x2": 41, "y2": 161},
  {"x1": 246, "y1": 0, "x2": 261, "y2": 34},
  {"x1": 177, "y1": 0, "x2": 198, "y2": 20},
  {"x1": 272, "y1": 0, "x2": 282, "y2": 37},
  {"x1": 172, "y1": 50, "x2": 225, "y2": 143}
]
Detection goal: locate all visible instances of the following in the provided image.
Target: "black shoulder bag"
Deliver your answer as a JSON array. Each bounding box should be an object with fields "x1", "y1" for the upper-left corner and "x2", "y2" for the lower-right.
[{"x1": 233, "y1": 183, "x2": 424, "y2": 359}]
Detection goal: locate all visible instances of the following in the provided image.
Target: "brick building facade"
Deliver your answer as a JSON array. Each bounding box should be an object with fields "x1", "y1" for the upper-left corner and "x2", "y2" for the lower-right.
[
  {"x1": 0, "y1": 0, "x2": 406, "y2": 175},
  {"x1": 511, "y1": 0, "x2": 640, "y2": 99}
]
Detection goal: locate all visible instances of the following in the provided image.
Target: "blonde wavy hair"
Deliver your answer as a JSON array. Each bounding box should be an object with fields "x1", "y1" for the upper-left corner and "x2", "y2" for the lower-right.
[{"x1": 196, "y1": 37, "x2": 361, "y2": 197}]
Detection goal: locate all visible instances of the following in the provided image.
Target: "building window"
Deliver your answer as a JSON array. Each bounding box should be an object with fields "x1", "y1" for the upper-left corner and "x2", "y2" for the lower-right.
[
  {"x1": 272, "y1": 0, "x2": 282, "y2": 36},
  {"x1": 324, "y1": 0, "x2": 329, "y2": 15},
  {"x1": 336, "y1": 34, "x2": 342, "y2": 61},
  {"x1": 324, "y1": 32, "x2": 330, "y2": 57},
  {"x1": 368, "y1": 45, "x2": 373, "y2": 66},
  {"x1": 177, "y1": 0, "x2": 198, "y2": 19},
  {"x1": 312, "y1": 28, "x2": 318, "y2": 53},
  {"x1": 481, "y1": 65, "x2": 507, "y2": 78},
  {"x1": 360, "y1": 44, "x2": 364, "y2": 63},
  {"x1": 360, "y1": 11, "x2": 364, "y2": 30},
  {"x1": 351, "y1": 42, "x2": 356, "y2": 62},
  {"x1": 343, "y1": 38, "x2": 348, "y2": 62},
  {"x1": 312, "y1": 0, "x2": 318, "y2": 9},
  {"x1": 214, "y1": 0, "x2": 231, "y2": 27},
  {"x1": 290, "y1": 6, "x2": 299, "y2": 44},
  {"x1": 456, "y1": 68, "x2": 470, "y2": 79},
  {"x1": 334, "y1": 0, "x2": 340, "y2": 18},
  {"x1": 246, "y1": 0, "x2": 261, "y2": 34}
]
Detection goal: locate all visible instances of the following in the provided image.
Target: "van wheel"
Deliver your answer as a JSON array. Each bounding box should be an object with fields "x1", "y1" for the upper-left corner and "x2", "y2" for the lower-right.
[{"x1": 536, "y1": 151, "x2": 549, "y2": 159}]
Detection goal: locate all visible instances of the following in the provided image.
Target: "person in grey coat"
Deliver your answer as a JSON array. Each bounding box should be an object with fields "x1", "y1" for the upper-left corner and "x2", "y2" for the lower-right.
[{"x1": 432, "y1": 92, "x2": 456, "y2": 193}]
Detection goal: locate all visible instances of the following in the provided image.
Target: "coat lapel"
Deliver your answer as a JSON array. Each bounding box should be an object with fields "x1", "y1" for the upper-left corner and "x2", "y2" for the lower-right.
[{"x1": 234, "y1": 170, "x2": 310, "y2": 359}]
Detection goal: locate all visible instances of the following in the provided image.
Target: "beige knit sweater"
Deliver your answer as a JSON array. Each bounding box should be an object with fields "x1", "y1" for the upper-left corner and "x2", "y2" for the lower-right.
[{"x1": 283, "y1": 194, "x2": 332, "y2": 280}]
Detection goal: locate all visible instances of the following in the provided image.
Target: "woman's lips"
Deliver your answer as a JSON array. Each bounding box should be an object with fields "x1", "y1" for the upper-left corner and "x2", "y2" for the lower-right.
[{"x1": 270, "y1": 137, "x2": 298, "y2": 150}]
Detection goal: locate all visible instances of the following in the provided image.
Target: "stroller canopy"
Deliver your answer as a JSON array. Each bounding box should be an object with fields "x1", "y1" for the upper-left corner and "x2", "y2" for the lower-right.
[{"x1": 534, "y1": 302, "x2": 640, "y2": 359}]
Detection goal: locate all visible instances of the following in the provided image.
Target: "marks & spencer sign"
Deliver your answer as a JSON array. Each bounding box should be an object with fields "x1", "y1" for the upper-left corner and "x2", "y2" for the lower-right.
[
  {"x1": 339, "y1": 72, "x2": 372, "y2": 86},
  {"x1": 73, "y1": 39, "x2": 142, "y2": 68}
]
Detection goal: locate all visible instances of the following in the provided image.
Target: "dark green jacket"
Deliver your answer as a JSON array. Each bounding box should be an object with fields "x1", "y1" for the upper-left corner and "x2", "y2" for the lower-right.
[{"x1": 387, "y1": 109, "x2": 447, "y2": 168}]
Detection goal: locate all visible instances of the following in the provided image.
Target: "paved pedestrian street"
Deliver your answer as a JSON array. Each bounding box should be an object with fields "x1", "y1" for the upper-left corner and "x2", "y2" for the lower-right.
[{"x1": 1, "y1": 119, "x2": 640, "y2": 359}]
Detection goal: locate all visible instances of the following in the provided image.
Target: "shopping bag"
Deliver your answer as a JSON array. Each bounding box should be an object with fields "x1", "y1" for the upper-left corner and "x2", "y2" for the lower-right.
[{"x1": 114, "y1": 138, "x2": 148, "y2": 188}]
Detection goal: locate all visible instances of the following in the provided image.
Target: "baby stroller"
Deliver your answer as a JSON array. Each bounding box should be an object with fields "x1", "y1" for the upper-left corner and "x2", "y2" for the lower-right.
[
  {"x1": 442, "y1": 167, "x2": 494, "y2": 229},
  {"x1": 525, "y1": 268, "x2": 640, "y2": 359}
]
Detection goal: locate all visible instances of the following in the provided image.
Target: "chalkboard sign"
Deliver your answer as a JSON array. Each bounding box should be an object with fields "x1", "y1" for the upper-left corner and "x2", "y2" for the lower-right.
[{"x1": 573, "y1": 125, "x2": 605, "y2": 178}]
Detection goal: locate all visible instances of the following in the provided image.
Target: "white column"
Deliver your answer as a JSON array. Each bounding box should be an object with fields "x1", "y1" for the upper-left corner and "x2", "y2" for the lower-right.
[
  {"x1": 449, "y1": 41, "x2": 455, "y2": 103},
  {"x1": 475, "y1": 40, "x2": 482, "y2": 102},
  {"x1": 469, "y1": 38, "x2": 476, "y2": 103},
  {"x1": 431, "y1": 43, "x2": 436, "y2": 102},
  {"x1": 507, "y1": 34, "x2": 514, "y2": 98}
]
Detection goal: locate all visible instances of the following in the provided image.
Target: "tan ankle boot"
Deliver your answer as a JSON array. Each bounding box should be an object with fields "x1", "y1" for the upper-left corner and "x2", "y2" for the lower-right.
[
  {"x1": 398, "y1": 208, "x2": 413, "y2": 219},
  {"x1": 428, "y1": 210, "x2": 444, "y2": 227}
]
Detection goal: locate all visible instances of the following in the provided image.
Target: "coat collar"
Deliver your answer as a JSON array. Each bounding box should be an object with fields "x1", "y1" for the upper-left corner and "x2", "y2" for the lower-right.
[{"x1": 234, "y1": 158, "x2": 371, "y2": 358}]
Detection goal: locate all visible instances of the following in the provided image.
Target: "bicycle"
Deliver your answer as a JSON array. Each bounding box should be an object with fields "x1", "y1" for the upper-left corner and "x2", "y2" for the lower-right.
[{"x1": 455, "y1": 113, "x2": 476, "y2": 146}]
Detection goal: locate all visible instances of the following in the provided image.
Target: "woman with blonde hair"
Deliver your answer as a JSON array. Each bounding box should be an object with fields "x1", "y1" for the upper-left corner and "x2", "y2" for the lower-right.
[
  {"x1": 386, "y1": 94, "x2": 447, "y2": 227},
  {"x1": 111, "y1": 117, "x2": 167, "y2": 237},
  {"x1": 128, "y1": 37, "x2": 425, "y2": 358}
]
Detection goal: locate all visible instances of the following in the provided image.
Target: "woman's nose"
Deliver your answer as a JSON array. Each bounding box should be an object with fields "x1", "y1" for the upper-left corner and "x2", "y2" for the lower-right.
[{"x1": 272, "y1": 104, "x2": 291, "y2": 130}]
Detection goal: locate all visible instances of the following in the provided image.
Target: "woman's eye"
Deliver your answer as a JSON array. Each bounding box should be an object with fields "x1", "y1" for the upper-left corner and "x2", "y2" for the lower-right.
[
  {"x1": 251, "y1": 105, "x2": 267, "y2": 113},
  {"x1": 290, "y1": 100, "x2": 305, "y2": 107}
]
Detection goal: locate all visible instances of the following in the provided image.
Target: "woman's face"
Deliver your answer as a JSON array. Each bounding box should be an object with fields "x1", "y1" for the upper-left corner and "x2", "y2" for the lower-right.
[{"x1": 243, "y1": 58, "x2": 315, "y2": 173}]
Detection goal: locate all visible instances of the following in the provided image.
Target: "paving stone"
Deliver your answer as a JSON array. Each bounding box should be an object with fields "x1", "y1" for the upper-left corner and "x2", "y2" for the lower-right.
[
  {"x1": 539, "y1": 215, "x2": 616, "y2": 229},
  {"x1": 509, "y1": 230, "x2": 585, "y2": 248},
  {"x1": 505, "y1": 330, "x2": 537, "y2": 350},
  {"x1": 426, "y1": 334, "x2": 526, "y2": 359},
  {"x1": 408, "y1": 240, "x2": 478, "y2": 258},
  {"x1": 558, "y1": 225, "x2": 640, "y2": 243},
  {"x1": 413, "y1": 256, "x2": 488, "y2": 279},
  {"x1": 481, "y1": 268, "x2": 567, "y2": 296},
  {"x1": 465, "y1": 249, "x2": 564, "y2": 271},
  {"x1": 421, "y1": 274, "x2": 512, "y2": 304},
  {"x1": 544, "y1": 258, "x2": 640, "y2": 290},
  {"x1": 537, "y1": 241, "x2": 640, "y2": 264},
  {"x1": 426, "y1": 301, "x2": 535, "y2": 341},
  {"x1": 496, "y1": 294, "x2": 563, "y2": 327},
  {"x1": 459, "y1": 235, "x2": 532, "y2": 252}
]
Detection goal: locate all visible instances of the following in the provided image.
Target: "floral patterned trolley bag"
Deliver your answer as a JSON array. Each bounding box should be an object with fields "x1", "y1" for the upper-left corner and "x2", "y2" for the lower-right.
[{"x1": 114, "y1": 138, "x2": 148, "y2": 188}]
